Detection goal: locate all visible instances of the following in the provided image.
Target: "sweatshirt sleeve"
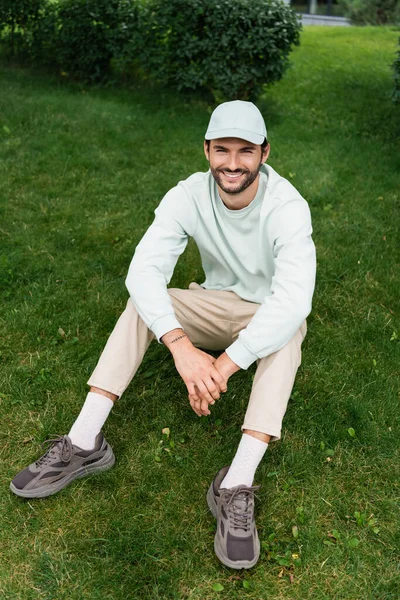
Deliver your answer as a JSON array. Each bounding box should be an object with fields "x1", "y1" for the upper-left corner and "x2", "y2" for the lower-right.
[
  {"x1": 226, "y1": 197, "x2": 316, "y2": 369},
  {"x1": 125, "y1": 185, "x2": 197, "y2": 341}
]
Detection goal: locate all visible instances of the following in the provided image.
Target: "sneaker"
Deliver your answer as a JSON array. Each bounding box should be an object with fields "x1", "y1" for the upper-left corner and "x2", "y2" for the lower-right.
[
  {"x1": 10, "y1": 432, "x2": 115, "y2": 499},
  {"x1": 206, "y1": 465, "x2": 260, "y2": 569}
]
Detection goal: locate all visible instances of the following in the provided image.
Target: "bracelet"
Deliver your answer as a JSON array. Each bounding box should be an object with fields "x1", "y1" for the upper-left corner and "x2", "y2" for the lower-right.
[{"x1": 170, "y1": 334, "x2": 187, "y2": 344}]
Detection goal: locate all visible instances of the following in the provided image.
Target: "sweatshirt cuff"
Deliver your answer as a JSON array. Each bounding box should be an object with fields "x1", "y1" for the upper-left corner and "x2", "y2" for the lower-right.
[
  {"x1": 151, "y1": 314, "x2": 184, "y2": 342},
  {"x1": 225, "y1": 338, "x2": 259, "y2": 370}
]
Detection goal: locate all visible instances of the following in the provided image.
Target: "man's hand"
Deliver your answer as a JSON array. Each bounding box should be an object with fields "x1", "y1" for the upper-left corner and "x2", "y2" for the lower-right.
[
  {"x1": 161, "y1": 329, "x2": 226, "y2": 416},
  {"x1": 162, "y1": 329, "x2": 240, "y2": 416}
]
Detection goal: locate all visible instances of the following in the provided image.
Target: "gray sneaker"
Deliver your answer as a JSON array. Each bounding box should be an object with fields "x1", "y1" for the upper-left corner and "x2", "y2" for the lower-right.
[
  {"x1": 10, "y1": 432, "x2": 115, "y2": 499},
  {"x1": 207, "y1": 466, "x2": 260, "y2": 569}
]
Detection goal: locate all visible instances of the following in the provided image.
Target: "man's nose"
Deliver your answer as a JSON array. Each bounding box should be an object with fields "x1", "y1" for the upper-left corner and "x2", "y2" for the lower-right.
[{"x1": 226, "y1": 153, "x2": 240, "y2": 171}]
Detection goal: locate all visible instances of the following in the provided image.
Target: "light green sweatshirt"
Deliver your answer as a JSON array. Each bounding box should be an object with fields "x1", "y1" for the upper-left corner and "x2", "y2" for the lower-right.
[{"x1": 126, "y1": 164, "x2": 316, "y2": 369}]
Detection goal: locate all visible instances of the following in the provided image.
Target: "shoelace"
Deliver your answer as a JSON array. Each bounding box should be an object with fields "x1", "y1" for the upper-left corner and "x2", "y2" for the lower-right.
[
  {"x1": 220, "y1": 485, "x2": 260, "y2": 532},
  {"x1": 35, "y1": 435, "x2": 73, "y2": 468}
]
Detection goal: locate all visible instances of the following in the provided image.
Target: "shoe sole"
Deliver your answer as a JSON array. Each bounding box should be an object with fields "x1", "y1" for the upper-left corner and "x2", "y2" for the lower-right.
[
  {"x1": 9, "y1": 445, "x2": 115, "y2": 499},
  {"x1": 206, "y1": 482, "x2": 260, "y2": 570}
]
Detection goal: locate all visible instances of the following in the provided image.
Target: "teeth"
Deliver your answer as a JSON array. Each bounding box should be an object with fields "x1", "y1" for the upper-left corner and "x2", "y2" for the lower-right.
[{"x1": 224, "y1": 172, "x2": 242, "y2": 179}]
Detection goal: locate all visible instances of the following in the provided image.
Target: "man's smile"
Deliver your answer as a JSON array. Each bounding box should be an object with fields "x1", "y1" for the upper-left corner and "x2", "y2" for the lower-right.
[
  {"x1": 211, "y1": 165, "x2": 259, "y2": 196},
  {"x1": 221, "y1": 170, "x2": 246, "y2": 181}
]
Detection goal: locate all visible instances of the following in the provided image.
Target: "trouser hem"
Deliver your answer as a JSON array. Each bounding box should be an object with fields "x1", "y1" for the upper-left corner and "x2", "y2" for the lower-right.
[
  {"x1": 87, "y1": 378, "x2": 125, "y2": 398},
  {"x1": 241, "y1": 422, "x2": 281, "y2": 442}
]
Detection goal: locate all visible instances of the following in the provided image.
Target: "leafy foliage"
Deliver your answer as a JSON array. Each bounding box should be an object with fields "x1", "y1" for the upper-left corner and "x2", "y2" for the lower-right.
[
  {"x1": 138, "y1": 0, "x2": 301, "y2": 100},
  {"x1": 340, "y1": 0, "x2": 400, "y2": 25},
  {"x1": 0, "y1": 0, "x2": 42, "y2": 32},
  {"x1": 55, "y1": 0, "x2": 140, "y2": 83},
  {"x1": 0, "y1": 0, "x2": 43, "y2": 56},
  {"x1": 0, "y1": 0, "x2": 140, "y2": 81},
  {"x1": 0, "y1": 0, "x2": 301, "y2": 98},
  {"x1": 26, "y1": 2, "x2": 58, "y2": 67}
]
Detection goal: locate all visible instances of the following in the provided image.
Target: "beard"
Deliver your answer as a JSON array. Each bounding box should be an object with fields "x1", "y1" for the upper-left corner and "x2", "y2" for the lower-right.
[{"x1": 210, "y1": 164, "x2": 262, "y2": 196}]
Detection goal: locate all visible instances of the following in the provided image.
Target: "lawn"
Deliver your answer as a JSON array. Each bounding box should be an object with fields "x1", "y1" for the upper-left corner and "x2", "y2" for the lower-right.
[{"x1": 0, "y1": 25, "x2": 399, "y2": 600}]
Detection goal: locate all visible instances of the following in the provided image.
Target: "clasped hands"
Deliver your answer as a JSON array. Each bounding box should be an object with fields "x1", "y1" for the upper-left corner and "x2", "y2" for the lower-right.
[{"x1": 161, "y1": 329, "x2": 240, "y2": 416}]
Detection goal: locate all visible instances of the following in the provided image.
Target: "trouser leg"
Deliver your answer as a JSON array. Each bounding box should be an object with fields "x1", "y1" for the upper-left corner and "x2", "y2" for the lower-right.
[
  {"x1": 242, "y1": 322, "x2": 307, "y2": 441},
  {"x1": 88, "y1": 283, "x2": 307, "y2": 439},
  {"x1": 87, "y1": 299, "x2": 155, "y2": 397},
  {"x1": 87, "y1": 283, "x2": 238, "y2": 397}
]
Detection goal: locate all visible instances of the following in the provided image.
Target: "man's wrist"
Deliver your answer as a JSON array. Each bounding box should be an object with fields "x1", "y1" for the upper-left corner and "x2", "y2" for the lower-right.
[
  {"x1": 214, "y1": 352, "x2": 241, "y2": 379},
  {"x1": 161, "y1": 328, "x2": 193, "y2": 353},
  {"x1": 169, "y1": 333, "x2": 187, "y2": 344}
]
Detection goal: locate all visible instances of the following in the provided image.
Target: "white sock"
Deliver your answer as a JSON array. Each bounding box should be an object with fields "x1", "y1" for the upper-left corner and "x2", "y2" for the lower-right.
[
  {"x1": 220, "y1": 433, "x2": 268, "y2": 489},
  {"x1": 68, "y1": 392, "x2": 114, "y2": 450}
]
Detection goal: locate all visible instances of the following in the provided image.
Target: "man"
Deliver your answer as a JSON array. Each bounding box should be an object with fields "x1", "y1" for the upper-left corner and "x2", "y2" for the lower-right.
[{"x1": 11, "y1": 101, "x2": 316, "y2": 570}]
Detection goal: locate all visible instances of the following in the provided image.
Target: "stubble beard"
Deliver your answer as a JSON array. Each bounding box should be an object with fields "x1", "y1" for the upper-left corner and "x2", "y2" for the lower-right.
[{"x1": 210, "y1": 164, "x2": 262, "y2": 196}]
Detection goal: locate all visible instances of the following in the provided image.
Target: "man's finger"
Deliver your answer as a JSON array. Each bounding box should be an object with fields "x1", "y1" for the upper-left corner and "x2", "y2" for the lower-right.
[
  {"x1": 187, "y1": 382, "x2": 198, "y2": 398},
  {"x1": 189, "y1": 395, "x2": 202, "y2": 417},
  {"x1": 190, "y1": 393, "x2": 202, "y2": 408},
  {"x1": 192, "y1": 387, "x2": 211, "y2": 416},
  {"x1": 188, "y1": 383, "x2": 206, "y2": 409},
  {"x1": 200, "y1": 398, "x2": 211, "y2": 416},
  {"x1": 211, "y1": 367, "x2": 228, "y2": 393},
  {"x1": 204, "y1": 379, "x2": 220, "y2": 401},
  {"x1": 195, "y1": 381, "x2": 215, "y2": 405},
  {"x1": 196, "y1": 387, "x2": 210, "y2": 416}
]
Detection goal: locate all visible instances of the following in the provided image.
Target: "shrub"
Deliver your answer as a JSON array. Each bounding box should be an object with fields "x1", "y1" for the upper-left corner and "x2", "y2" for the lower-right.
[
  {"x1": 53, "y1": 0, "x2": 139, "y2": 83},
  {"x1": 0, "y1": 0, "x2": 140, "y2": 77},
  {"x1": 0, "y1": 0, "x2": 43, "y2": 56},
  {"x1": 340, "y1": 0, "x2": 400, "y2": 25},
  {"x1": 0, "y1": 0, "x2": 301, "y2": 97},
  {"x1": 19, "y1": 1, "x2": 58, "y2": 67},
  {"x1": 393, "y1": 38, "x2": 400, "y2": 104},
  {"x1": 138, "y1": 0, "x2": 302, "y2": 101}
]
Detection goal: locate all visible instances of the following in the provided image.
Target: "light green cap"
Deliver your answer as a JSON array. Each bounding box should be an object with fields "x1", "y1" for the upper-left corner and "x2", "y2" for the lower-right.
[{"x1": 205, "y1": 100, "x2": 267, "y2": 145}]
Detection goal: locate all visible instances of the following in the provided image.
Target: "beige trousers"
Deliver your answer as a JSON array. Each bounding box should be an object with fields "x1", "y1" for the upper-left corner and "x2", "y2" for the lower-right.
[{"x1": 88, "y1": 283, "x2": 307, "y2": 441}]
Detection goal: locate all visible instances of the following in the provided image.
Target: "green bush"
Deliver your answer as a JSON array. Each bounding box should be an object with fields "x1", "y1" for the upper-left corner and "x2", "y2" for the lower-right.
[
  {"x1": 393, "y1": 38, "x2": 400, "y2": 104},
  {"x1": 0, "y1": 0, "x2": 43, "y2": 56},
  {"x1": 54, "y1": 0, "x2": 139, "y2": 83},
  {"x1": 340, "y1": 0, "x2": 400, "y2": 25},
  {"x1": 11, "y1": 0, "x2": 141, "y2": 80},
  {"x1": 137, "y1": 0, "x2": 301, "y2": 101},
  {"x1": 0, "y1": 0, "x2": 301, "y2": 97}
]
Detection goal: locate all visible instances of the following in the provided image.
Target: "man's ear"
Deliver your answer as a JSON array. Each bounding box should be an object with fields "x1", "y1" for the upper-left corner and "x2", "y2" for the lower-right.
[
  {"x1": 204, "y1": 140, "x2": 210, "y2": 161},
  {"x1": 261, "y1": 144, "x2": 271, "y2": 164}
]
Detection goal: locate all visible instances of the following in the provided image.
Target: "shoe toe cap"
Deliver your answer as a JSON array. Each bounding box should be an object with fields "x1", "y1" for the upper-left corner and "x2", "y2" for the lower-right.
[
  {"x1": 227, "y1": 532, "x2": 255, "y2": 562},
  {"x1": 11, "y1": 466, "x2": 37, "y2": 490}
]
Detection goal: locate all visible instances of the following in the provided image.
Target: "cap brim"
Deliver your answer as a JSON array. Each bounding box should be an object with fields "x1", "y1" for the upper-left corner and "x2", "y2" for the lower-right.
[{"x1": 205, "y1": 128, "x2": 265, "y2": 145}]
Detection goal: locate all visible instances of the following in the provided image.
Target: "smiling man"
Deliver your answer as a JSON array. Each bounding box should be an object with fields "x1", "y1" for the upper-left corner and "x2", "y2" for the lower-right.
[{"x1": 11, "y1": 101, "x2": 316, "y2": 570}]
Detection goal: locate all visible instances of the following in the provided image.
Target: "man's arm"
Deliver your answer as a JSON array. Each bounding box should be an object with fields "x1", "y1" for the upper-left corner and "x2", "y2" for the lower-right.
[
  {"x1": 225, "y1": 198, "x2": 316, "y2": 370},
  {"x1": 126, "y1": 185, "x2": 231, "y2": 414},
  {"x1": 126, "y1": 185, "x2": 197, "y2": 339}
]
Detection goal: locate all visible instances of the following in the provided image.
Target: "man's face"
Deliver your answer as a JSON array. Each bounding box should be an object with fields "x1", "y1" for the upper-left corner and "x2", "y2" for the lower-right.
[{"x1": 204, "y1": 138, "x2": 270, "y2": 196}]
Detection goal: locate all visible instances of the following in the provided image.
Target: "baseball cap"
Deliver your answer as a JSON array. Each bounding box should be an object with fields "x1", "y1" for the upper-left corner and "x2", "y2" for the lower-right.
[{"x1": 205, "y1": 100, "x2": 267, "y2": 145}]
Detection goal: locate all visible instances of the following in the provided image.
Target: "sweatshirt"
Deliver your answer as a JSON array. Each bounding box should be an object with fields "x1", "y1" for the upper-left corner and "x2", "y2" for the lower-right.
[{"x1": 125, "y1": 164, "x2": 316, "y2": 370}]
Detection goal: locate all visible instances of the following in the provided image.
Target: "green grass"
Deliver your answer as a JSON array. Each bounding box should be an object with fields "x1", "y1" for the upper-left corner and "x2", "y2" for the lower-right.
[
  {"x1": 293, "y1": 3, "x2": 345, "y2": 17},
  {"x1": 1, "y1": 26, "x2": 399, "y2": 599}
]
